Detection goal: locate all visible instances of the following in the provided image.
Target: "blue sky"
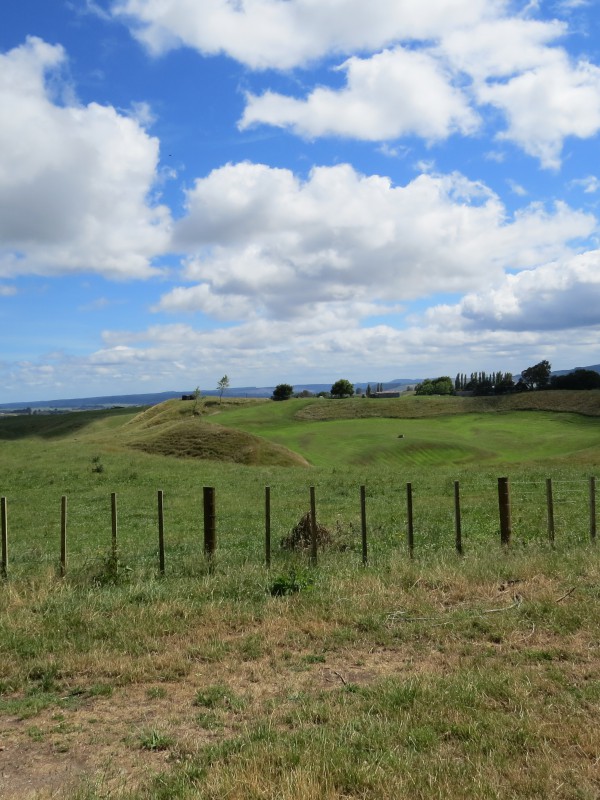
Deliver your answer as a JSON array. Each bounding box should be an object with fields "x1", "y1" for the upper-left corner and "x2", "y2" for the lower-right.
[{"x1": 2, "y1": 0, "x2": 600, "y2": 401}]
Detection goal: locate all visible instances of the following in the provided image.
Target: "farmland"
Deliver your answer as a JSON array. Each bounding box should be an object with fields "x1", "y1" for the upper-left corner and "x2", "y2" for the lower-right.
[{"x1": 1, "y1": 392, "x2": 600, "y2": 798}]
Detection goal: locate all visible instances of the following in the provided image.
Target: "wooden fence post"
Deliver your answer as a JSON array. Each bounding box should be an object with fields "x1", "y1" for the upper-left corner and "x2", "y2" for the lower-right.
[
  {"x1": 111, "y1": 492, "x2": 118, "y2": 565},
  {"x1": 157, "y1": 490, "x2": 165, "y2": 575},
  {"x1": 265, "y1": 486, "x2": 271, "y2": 568},
  {"x1": 60, "y1": 496, "x2": 67, "y2": 577},
  {"x1": 1, "y1": 497, "x2": 7, "y2": 580},
  {"x1": 406, "y1": 482, "x2": 414, "y2": 559},
  {"x1": 498, "y1": 477, "x2": 511, "y2": 547},
  {"x1": 454, "y1": 481, "x2": 463, "y2": 556},
  {"x1": 546, "y1": 478, "x2": 555, "y2": 546},
  {"x1": 590, "y1": 476, "x2": 597, "y2": 544},
  {"x1": 360, "y1": 485, "x2": 368, "y2": 565},
  {"x1": 309, "y1": 486, "x2": 318, "y2": 566},
  {"x1": 203, "y1": 487, "x2": 216, "y2": 558}
]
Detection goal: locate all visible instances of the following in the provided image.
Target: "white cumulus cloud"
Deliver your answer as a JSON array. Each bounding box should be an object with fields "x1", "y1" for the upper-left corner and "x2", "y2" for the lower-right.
[
  {"x1": 453, "y1": 249, "x2": 600, "y2": 331},
  {"x1": 112, "y1": 0, "x2": 497, "y2": 69},
  {"x1": 0, "y1": 37, "x2": 171, "y2": 280},
  {"x1": 111, "y1": 1, "x2": 600, "y2": 167},
  {"x1": 161, "y1": 161, "x2": 595, "y2": 321},
  {"x1": 569, "y1": 175, "x2": 600, "y2": 193},
  {"x1": 477, "y1": 55, "x2": 600, "y2": 169},
  {"x1": 240, "y1": 47, "x2": 479, "y2": 142}
]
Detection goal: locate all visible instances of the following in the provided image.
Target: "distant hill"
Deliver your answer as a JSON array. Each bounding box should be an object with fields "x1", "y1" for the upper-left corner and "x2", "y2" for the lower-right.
[
  {"x1": 0, "y1": 388, "x2": 278, "y2": 411},
  {"x1": 381, "y1": 378, "x2": 423, "y2": 388},
  {"x1": 7, "y1": 367, "x2": 598, "y2": 412},
  {"x1": 0, "y1": 378, "x2": 424, "y2": 411},
  {"x1": 551, "y1": 363, "x2": 600, "y2": 377},
  {"x1": 0, "y1": 391, "x2": 185, "y2": 412}
]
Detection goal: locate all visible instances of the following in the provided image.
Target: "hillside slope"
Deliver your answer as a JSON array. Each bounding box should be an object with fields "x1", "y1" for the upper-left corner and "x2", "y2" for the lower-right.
[
  {"x1": 294, "y1": 390, "x2": 600, "y2": 421},
  {"x1": 125, "y1": 399, "x2": 309, "y2": 467},
  {"x1": 203, "y1": 391, "x2": 600, "y2": 468}
]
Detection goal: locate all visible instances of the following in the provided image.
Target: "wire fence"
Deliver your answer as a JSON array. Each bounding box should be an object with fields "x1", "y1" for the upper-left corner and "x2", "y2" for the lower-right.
[{"x1": 1, "y1": 475, "x2": 597, "y2": 581}]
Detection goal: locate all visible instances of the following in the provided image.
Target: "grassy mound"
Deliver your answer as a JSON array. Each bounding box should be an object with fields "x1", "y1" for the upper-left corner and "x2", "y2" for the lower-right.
[
  {"x1": 130, "y1": 419, "x2": 308, "y2": 466},
  {"x1": 126, "y1": 399, "x2": 308, "y2": 466}
]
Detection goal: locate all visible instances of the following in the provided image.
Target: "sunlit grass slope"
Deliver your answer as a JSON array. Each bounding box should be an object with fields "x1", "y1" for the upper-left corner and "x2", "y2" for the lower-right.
[
  {"x1": 205, "y1": 394, "x2": 600, "y2": 469},
  {"x1": 0, "y1": 398, "x2": 305, "y2": 468},
  {"x1": 2, "y1": 391, "x2": 599, "y2": 472},
  {"x1": 2, "y1": 395, "x2": 598, "y2": 575}
]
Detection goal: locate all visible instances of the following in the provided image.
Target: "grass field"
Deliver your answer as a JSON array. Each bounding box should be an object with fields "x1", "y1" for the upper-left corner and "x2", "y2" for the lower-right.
[
  {"x1": 214, "y1": 397, "x2": 600, "y2": 467},
  {"x1": 1, "y1": 392, "x2": 600, "y2": 798}
]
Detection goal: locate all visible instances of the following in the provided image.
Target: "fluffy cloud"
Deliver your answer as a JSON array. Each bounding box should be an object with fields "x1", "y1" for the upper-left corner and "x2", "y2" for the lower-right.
[
  {"x1": 23, "y1": 295, "x2": 597, "y2": 397},
  {"x1": 112, "y1": 0, "x2": 496, "y2": 69},
  {"x1": 240, "y1": 13, "x2": 600, "y2": 167},
  {"x1": 7, "y1": 257, "x2": 600, "y2": 397},
  {"x1": 477, "y1": 56, "x2": 600, "y2": 169},
  {"x1": 0, "y1": 37, "x2": 170, "y2": 280},
  {"x1": 449, "y1": 249, "x2": 600, "y2": 331},
  {"x1": 438, "y1": 17, "x2": 565, "y2": 79},
  {"x1": 161, "y1": 162, "x2": 595, "y2": 320},
  {"x1": 240, "y1": 47, "x2": 478, "y2": 141},
  {"x1": 112, "y1": 1, "x2": 600, "y2": 165}
]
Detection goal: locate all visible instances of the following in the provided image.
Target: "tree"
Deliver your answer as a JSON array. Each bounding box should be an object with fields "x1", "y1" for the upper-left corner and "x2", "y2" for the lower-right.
[
  {"x1": 460, "y1": 369, "x2": 513, "y2": 395},
  {"x1": 551, "y1": 369, "x2": 600, "y2": 390},
  {"x1": 217, "y1": 375, "x2": 229, "y2": 404},
  {"x1": 330, "y1": 379, "x2": 354, "y2": 398},
  {"x1": 521, "y1": 360, "x2": 551, "y2": 390},
  {"x1": 496, "y1": 372, "x2": 514, "y2": 394},
  {"x1": 193, "y1": 385, "x2": 202, "y2": 414},
  {"x1": 272, "y1": 383, "x2": 294, "y2": 401},
  {"x1": 415, "y1": 376, "x2": 454, "y2": 396}
]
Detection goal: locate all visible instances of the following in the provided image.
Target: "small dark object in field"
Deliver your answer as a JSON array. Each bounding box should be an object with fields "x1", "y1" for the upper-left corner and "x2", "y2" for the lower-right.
[
  {"x1": 398, "y1": 434, "x2": 404, "y2": 438},
  {"x1": 281, "y1": 511, "x2": 331, "y2": 550}
]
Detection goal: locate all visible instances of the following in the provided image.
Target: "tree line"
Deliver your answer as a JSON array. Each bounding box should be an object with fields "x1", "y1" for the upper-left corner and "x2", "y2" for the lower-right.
[
  {"x1": 423, "y1": 361, "x2": 600, "y2": 396},
  {"x1": 453, "y1": 371, "x2": 515, "y2": 395},
  {"x1": 269, "y1": 360, "x2": 600, "y2": 402}
]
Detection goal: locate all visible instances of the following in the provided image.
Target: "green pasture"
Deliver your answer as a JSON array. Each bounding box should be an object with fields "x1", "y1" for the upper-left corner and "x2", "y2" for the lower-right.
[
  {"x1": 2, "y1": 395, "x2": 600, "y2": 799},
  {"x1": 213, "y1": 398, "x2": 600, "y2": 468},
  {"x1": 0, "y1": 395, "x2": 599, "y2": 577}
]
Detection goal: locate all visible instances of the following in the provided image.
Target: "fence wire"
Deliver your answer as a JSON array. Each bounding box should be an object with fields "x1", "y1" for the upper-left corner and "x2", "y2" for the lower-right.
[{"x1": 0, "y1": 474, "x2": 597, "y2": 579}]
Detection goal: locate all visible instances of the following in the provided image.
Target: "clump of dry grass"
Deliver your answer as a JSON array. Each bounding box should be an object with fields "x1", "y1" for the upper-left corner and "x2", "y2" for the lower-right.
[{"x1": 280, "y1": 512, "x2": 332, "y2": 550}]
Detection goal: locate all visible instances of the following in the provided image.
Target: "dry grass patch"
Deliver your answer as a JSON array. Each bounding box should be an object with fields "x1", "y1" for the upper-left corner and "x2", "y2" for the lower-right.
[{"x1": 2, "y1": 549, "x2": 600, "y2": 798}]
